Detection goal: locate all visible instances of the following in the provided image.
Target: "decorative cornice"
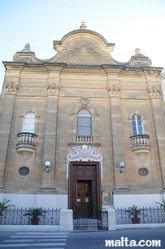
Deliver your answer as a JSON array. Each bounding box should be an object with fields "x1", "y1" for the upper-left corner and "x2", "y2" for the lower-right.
[
  {"x1": 47, "y1": 82, "x2": 60, "y2": 96},
  {"x1": 147, "y1": 86, "x2": 161, "y2": 99},
  {"x1": 5, "y1": 81, "x2": 18, "y2": 95},
  {"x1": 107, "y1": 84, "x2": 121, "y2": 97}
]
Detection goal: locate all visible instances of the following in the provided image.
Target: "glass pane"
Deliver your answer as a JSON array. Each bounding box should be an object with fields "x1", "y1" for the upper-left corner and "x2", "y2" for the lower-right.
[
  {"x1": 84, "y1": 117, "x2": 91, "y2": 126},
  {"x1": 22, "y1": 112, "x2": 35, "y2": 133},
  {"x1": 132, "y1": 115, "x2": 144, "y2": 135},
  {"x1": 133, "y1": 127, "x2": 137, "y2": 135},
  {"x1": 138, "y1": 127, "x2": 143, "y2": 134},
  {"x1": 77, "y1": 117, "x2": 92, "y2": 136},
  {"x1": 78, "y1": 109, "x2": 91, "y2": 116}
]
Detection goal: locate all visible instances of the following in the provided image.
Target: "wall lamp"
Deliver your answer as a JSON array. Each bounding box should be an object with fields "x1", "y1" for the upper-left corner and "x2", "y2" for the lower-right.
[
  {"x1": 119, "y1": 162, "x2": 125, "y2": 174},
  {"x1": 45, "y1": 161, "x2": 51, "y2": 173}
]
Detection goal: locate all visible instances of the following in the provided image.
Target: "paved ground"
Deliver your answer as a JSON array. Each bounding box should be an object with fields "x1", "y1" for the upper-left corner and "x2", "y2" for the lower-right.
[
  {"x1": 0, "y1": 228, "x2": 164, "y2": 248},
  {"x1": 67, "y1": 228, "x2": 164, "y2": 249}
]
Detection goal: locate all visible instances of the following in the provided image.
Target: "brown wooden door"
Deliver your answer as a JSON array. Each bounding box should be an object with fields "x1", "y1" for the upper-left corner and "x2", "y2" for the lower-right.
[
  {"x1": 76, "y1": 180, "x2": 92, "y2": 217},
  {"x1": 68, "y1": 162, "x2": 101, "y2": 219}
]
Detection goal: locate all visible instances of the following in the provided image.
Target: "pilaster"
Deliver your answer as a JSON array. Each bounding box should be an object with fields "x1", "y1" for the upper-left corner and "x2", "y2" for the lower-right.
[
  {"x1": 106, "y1": 68, "x2": 128, "y2": 191},
  {"x1": 0, "y1": 81, "x2": 19, "y2": 190},
  {"x1": 39, "y1": 67, "x2": 63, "y2": 192},
  {"x1": 147, "y1": 84, "x2": 165, "y2": 189}
]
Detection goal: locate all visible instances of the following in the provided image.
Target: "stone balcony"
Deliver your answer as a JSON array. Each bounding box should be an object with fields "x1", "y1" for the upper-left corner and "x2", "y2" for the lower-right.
[
  {"x1": 130, "y1": 134, "x2": 150, "y2": 155},
  {"x1": 68, "y1": 135, "x2": 100, "y2": 146},
  {"x1": 16, "y1": 132, "x2": 38, "y2": 154}
]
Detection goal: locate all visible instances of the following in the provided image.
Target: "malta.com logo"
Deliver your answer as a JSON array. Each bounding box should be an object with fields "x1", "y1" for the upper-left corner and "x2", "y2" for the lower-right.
[{"x1": 105, "y1": 237, "x2": 161, "y2": 247}]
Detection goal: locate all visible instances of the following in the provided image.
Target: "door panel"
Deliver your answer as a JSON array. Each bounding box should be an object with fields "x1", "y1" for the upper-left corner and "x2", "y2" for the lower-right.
[{"x1": 76, "y1": 180, "x2": 91, "y2": 217}]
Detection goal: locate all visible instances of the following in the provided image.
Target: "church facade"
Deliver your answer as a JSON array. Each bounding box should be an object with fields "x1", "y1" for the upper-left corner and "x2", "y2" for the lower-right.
[{"x1": 0, "y1": 23, "x2": 165, "y2": 216}]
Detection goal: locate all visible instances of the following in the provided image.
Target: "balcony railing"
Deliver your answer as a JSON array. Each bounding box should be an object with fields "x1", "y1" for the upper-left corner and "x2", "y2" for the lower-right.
[
  {"x1": 16, "y1": 132, "x2": 38, "y2": 153},
  {"x1": 76, "y1": 136, "x2": 94, "y2": 142},
  {"x1": 130, "y1": 134, "x2": 150, "y2": 153},
  {"x1": 68, "y1": 135, "x2": 100, "y2": 146}
]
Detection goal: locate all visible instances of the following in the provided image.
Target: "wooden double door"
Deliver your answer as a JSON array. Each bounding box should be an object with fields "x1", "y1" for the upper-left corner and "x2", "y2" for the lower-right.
[{"x1": 68, "y1": 162, "x2": 101, "y2": 218}]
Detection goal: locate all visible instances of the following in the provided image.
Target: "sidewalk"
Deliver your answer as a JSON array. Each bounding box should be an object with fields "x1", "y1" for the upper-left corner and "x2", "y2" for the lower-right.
[
  {"x1": 0, "y1": 223, "x2": 165, "y2": 232},
  {"x1": 116, "y1": 223, "x2": 165, "y2": 230},
  {"x1": 0, "y1": 225, "x2": 59, "y2": 232}
]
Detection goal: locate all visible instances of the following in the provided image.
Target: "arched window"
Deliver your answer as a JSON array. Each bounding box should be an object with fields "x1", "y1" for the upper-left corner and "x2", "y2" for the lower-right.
[
  {"x1": 77, "y1": 109, "x2": 92, "y2": 136},
  {"x1": 132, "y1": 115, "x2": 144, "y2": 135},
  {"x1": 22, "y1": 112, "x2": 35, "y2": 133}
]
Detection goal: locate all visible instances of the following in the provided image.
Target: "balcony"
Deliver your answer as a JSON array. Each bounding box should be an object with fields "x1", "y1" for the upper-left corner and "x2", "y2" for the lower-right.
[
  {"x1": 16, "y1": 132, "x2": 38, "y2": 154},
  {"x1": 68, "y1": 135, "x2": 100, "y2": 146},
  {"x1": 130, "y1": 134, "x2": 150, "y2": 155}
]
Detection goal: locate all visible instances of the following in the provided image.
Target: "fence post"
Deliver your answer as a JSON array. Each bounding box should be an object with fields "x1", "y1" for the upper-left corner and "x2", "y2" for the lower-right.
[
  {"x1": 59, "y1": 209, "x2": 73, "y2": 231},
  {"x1": 107, "y1": 208, "x2": 116, "y2": 230}
]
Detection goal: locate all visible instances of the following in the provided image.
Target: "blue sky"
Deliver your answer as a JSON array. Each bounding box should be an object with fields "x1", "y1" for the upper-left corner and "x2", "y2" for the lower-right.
[{"x1": 0, "y1": 0, "x2": 165, "y2": 92}]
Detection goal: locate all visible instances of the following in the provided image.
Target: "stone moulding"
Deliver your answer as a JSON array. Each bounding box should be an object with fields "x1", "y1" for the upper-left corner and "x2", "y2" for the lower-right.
[{"x1": 66, "y1": 144, "x2": 103, "y2": 179}]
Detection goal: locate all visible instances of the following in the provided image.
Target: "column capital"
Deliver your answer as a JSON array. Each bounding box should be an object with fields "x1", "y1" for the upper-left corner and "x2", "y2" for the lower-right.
[
  {"x1": 147, "y1": 86, "x2": 161, "y2": 99},
  {"x1": 107, "y1": 84, "x2": 121, "y2": 98},
  {"x1": 5, "y1": 81, "x2": 19, "y2": 95},
  {"x1": 47, "y1": 82, "x2": 60, "y2": 96}
]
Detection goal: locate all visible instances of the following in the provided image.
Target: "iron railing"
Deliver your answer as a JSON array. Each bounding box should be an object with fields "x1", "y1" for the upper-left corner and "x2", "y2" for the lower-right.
[
  {"x1": 0, "y1": 207, "x2": 60, "y2": 225},
  {"x1": 73, "y1": 210, "x2": 108, "y2": 230},
  {"x1": 115, "y1": 207, "x2": 165, "y2": 224}
]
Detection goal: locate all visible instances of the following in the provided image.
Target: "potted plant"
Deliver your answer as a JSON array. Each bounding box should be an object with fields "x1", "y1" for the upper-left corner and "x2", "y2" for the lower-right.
[
  {"x1": 156, "y1": 198, "x2": 165, "y2": 208},
  {"x1": 24, "y1": 207, "x2": 46, "y2": 225},
  {"x1": 126, "y1": 205, "x2": 142, "y2": 224},
  {"x1": 0, "y1": 198, "x2": 14, "y2": 216}
]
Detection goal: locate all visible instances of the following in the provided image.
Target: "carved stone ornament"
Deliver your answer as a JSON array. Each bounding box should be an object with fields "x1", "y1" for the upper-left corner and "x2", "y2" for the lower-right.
[
  {"x1": 161, "y1": 74, "x2": 165, "y2": 80},
  {"x1": 160, "y1": 69, "x2": 165, "y2": 79},
  {"x1": 147, "y1": 86, "x2": 161, "y2": 98},
  {"x1": 13, "y1": 43, "x2": 39, "y2": 63},
  {"x1": 127, "y1": 48, "x2": 152, "y2": 67},
  {"x1": 5, "y1": 81, "x2": 18, "y2": 94},
  {"x1": 47, "y1": 82, "x2": 60, "y2": 95},
  {"x1": 108, "y1": 84, "x2": 120, "y2": 97},
  {"x1": 66, "y1": 144, "x2": 103, "y2": 179},
  {"x1": 80, "y1": 97, "x2": 89, "y2": 106}
]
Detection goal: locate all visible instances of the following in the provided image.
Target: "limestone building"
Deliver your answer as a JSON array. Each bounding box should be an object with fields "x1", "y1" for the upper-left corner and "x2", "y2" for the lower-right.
[{"x1": 0, "y1": 23, "x2": 165, "y2": 217}]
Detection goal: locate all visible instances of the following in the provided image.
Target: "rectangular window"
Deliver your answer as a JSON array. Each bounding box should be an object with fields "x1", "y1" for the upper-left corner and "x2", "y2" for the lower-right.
[
  {"x1": 77, "y1": 117, "x2": 92, "y2": 136},
  {"x1": 132, "y1": 115, "x2": 143, "y2": 135}
]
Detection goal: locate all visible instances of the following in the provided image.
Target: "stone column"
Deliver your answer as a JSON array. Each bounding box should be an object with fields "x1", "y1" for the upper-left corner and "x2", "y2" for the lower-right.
[
  {"x1": 39, "y1": 66, "x2": 63, "y2": 192},
  {"x1": 0, "y1": 80, "x2": 19, "y2": 190}
]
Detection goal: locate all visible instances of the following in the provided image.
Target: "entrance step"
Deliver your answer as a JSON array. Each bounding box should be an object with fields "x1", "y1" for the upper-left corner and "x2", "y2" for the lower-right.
[
  {"x1": 73, "y1": 218, "x2": 99, "y2": 230},
  {"x1": 87, "y1": 219, "x2": 98, "y2": 230}
]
